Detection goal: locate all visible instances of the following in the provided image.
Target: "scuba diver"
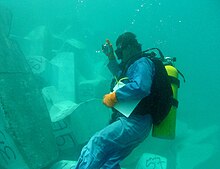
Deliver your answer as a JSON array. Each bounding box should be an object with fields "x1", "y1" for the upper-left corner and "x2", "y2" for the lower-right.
[
  {"x1": 74, "y1": 32, "x2": 177, "y2": 169},
  {"x1": 74, "y1": 32, "x2": 154, "y2": 169}
]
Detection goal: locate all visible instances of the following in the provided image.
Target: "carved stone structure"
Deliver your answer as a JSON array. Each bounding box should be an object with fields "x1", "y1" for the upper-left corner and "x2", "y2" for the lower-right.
[{"x1": 0, "y1": 5, "x2": 58, "y2": 169}]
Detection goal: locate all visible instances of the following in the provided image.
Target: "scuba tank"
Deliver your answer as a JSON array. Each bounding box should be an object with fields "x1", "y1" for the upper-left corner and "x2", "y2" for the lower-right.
[
  {"x1": 142, "y1": 48, "x2": 184, "y2": 139},
  {"x1": 152, "y1": 63, "x2": 179, "y2": 139}
]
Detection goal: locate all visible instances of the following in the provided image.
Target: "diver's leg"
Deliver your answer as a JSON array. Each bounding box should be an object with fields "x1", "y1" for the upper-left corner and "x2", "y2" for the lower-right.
[
  {"x1": 100, "y1": 114, "x2": 152, "y2": 169},
  {"x1": 74, "y1": 119, "x2": 125, "y2": 169},
  {"x1": 100, "y1": 144, "x2": 136, "y2": 169},
  {"x1": 74, "y1": 114, "x2": 152, "y2": 169}
]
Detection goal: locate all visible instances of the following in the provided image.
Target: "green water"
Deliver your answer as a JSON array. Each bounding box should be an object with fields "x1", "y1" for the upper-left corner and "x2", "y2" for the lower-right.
[{"x1": 0, "y1": 0, "x2": 219, "y2": 169}]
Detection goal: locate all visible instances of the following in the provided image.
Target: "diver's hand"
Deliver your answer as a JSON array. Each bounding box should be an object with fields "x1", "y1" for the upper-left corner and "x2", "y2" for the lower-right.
[
  {"x1": 102, "y1": 39, "x2": 116, "y2": 60},
  {"x1": 103, "y1": 92, "x2": 117, "y2": 107}
]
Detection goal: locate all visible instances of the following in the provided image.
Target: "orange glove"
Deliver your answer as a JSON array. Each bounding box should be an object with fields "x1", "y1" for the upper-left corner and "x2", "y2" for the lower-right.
[{"x1": 103, "y1": 92, "x2": 117, "y2": 107}]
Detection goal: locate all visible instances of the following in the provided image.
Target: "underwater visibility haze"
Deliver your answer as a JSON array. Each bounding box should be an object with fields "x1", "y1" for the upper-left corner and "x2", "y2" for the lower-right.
[{"x1": 0, "y1": 0, "x2": 220, "y2": 169}]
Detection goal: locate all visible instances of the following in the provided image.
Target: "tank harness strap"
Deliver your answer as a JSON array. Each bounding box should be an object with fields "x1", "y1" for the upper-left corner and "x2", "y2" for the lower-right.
[
  {"x1": 171, "y1": 98, "x2": 179, "y2": 108},
  {"x1": 169, "y1": 76, "x2": 179, "y2": 108},
  {"x1": 169, "y1": 76, "x2": 180, "y2": 88}
]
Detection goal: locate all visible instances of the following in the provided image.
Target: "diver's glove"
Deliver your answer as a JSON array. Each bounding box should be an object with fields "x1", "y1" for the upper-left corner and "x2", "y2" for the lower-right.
[
  {"x1": 103, "y1": 92, "x2": 117, "y2": 107},
  {"x1": 102, "y1": 39, "x2": 115, "y2": 60}
]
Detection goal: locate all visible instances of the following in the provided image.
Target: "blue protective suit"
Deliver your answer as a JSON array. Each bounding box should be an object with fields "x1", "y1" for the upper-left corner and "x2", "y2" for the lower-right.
[{"x1": 75, "y1": 57, "x2": 155, "y2": 169}]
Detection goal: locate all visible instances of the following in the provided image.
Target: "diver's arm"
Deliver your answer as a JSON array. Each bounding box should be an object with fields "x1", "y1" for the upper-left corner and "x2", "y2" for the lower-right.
[
  {"x1": 107, "y1": 59, "x2": 121, "y2": 76},
  {"x1": 102, "y1": 39, "x2": 120, "y2": 76},
  {"x1": 116, "y1": 58, "x2": 155, "y2": 101}
]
